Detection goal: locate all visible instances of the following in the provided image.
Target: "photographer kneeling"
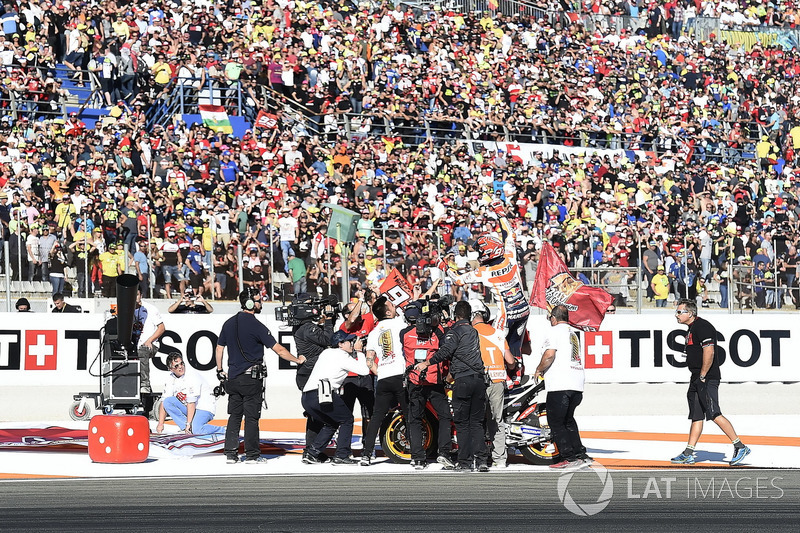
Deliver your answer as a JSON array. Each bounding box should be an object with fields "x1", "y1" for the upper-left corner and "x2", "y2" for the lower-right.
[
  {"x1": 156, "y1": 352, "x2": 224, "y2": 435},
  {"x1": 301, "y1": 330, "x2": 370, "y2": 464}
]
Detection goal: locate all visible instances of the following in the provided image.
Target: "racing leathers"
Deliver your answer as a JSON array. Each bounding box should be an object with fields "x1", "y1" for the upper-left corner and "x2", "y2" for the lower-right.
[{"x1": 442, "y1": 214, "x2": 530, "y2": 363}]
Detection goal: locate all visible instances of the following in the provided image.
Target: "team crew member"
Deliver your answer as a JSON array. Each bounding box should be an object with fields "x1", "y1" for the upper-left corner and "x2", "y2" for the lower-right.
[
  {"x1": 360, "y1": 296, "x2": 409, "y2": 466},
  {"x1": 439, "y1": 201, "x2": 530, "y2": 363},
  {"x1": 671, "y1": 299, "x2": 751, "y2": 466},
  {"x1": 292, "y1": 293, "x2": 335, "y2": 462},
  {"x1": 400, "y1": 301, "x2": 453, "y2": 470},
  {"x1": 416, "y1": 301, "x2": 489, "y2": 472},
  {"x1": 470, "y1": 299, "x2": 516, "y2": 469},
  {"x1": 339, "y1": 291, "x2": 376, "y2": 434},
  {"x1": 534, "y1": 305, "x2": 589, "y2": 471},
  {"x1": 301, "y1": 331, "x2": 370, "y2": 465},
  {"x1": 215, "y1": 289, "x2": 305, "y2": 464},
  {"x1": 156, "y1": 353, "x2": 224, "y2": 435},
  {"x1": 133, "y1": 287, "x2": 165, "y2": 394}
]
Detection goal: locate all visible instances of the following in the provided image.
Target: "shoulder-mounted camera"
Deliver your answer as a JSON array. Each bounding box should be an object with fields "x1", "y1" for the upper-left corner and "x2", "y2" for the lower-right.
[{"x1": 275, "y1": 293, "x2": 340, "y2": 326}]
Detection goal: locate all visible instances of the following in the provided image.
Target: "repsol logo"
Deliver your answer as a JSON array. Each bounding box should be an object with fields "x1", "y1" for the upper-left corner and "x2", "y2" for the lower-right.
[{"x1": 619, "y1": 329, "x2": 790, "y2": 368}]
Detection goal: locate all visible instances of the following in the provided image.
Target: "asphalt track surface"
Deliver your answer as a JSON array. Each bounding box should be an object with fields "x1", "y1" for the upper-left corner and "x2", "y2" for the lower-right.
[{"x1": 2, "y1": 469, "x2": 798, "y2": 532}]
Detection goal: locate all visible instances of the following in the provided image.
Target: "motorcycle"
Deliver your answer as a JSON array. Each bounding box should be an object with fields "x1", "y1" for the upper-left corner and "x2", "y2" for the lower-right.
[{"x1": 379, "y1": 375, "x2": 555, "y2": 465}]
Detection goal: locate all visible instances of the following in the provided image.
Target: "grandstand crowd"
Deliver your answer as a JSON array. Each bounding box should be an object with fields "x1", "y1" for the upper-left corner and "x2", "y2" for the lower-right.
[{"x1": 0, "y1": 0, "x2": 798, "y2": 310}]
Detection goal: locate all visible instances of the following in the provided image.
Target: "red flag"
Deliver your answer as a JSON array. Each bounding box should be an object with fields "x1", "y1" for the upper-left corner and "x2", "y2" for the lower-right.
[
  {"x1": 679, "y1": 139, "x2": 695, "y2": 164},
  {"x1": 379, "y1": 268, "x2": 414, "y2": 308},
  {"x1": 254, "y1": 110, "x2": 279, "y2": 130},
  {"x1": 530, "y1": 243, "x2": 613, "y2": 331},
  {"x1": 488, "y1": 0, "x2": 498, "y2": 10}
]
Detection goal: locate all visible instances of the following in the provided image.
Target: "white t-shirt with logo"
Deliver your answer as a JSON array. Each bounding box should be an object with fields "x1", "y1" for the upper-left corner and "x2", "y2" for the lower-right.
[
  {"x1": 163, "y1": 368, "x2": 217, "y2": 414},
  {"x1": 278, "y1": 215, "x2": 298, "y2": 241},
  {"x1": 365, "y1": 316, "x2": 408, "y2": 380},
  {"x1": 541, "y1": 322, "x2": 584, "y2": 392}
]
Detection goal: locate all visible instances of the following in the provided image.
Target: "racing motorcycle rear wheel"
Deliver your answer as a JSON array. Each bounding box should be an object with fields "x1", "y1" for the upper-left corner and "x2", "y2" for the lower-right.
[
  {"x1": 379, "y1": 409, "x2": 437, "y2": 464},
  {"x1": 517, "y1": 402, "x2": 557, "y2": 465}
]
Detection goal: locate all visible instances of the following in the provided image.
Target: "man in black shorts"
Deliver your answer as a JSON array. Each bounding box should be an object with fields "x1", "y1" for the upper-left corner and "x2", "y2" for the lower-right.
[{"x1": 671, "y1": 299, "x2": 751, "y2": 466}]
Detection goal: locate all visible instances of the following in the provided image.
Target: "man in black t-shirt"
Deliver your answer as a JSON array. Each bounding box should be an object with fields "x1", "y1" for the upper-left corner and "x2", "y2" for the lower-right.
[{"x1": 670, "y1": 299, "x2": 751, "y2": 466}]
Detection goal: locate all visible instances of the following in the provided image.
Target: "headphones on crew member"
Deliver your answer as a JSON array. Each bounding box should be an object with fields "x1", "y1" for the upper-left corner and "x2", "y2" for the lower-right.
[{"x1": 239, "y1": 289, "x2": 257, "y2": 311}]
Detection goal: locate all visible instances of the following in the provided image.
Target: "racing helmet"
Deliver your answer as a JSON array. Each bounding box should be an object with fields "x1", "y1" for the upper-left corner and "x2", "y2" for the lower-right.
[
  {"x1": 476, "y1": 235, "x2": 504, "y2": 263},
  {"x1": 468, "y1": 299, "x2": 491, "y2": 323}
]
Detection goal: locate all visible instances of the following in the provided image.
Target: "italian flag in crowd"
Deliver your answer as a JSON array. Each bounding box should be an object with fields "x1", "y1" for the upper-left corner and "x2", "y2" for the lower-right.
[{"x1": 199, "y1": 105, "x2": 233, "y2": 134}]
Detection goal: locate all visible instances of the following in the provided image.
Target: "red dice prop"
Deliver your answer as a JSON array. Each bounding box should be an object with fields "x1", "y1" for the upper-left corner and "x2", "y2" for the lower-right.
[{"x1": 88, "y1": 415, "x2": 150, "y2": 463}]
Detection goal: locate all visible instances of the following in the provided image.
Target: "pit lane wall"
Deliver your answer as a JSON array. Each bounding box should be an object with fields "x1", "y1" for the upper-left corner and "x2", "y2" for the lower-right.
[{"x1": 0, "y1": 308, "x2": 797, "y2": 393}]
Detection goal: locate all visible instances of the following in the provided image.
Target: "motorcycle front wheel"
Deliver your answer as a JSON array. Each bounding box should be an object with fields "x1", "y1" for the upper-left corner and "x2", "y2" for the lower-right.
[{"x1": 379, "y1": 409, "x2": 437, "y2": 464}]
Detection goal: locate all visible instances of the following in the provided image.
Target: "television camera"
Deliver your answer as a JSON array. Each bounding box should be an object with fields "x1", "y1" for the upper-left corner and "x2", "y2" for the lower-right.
[
  {"x1": 70, "y1": 275, "x2": 156, "y2": 420},
  {"x1": 404, "y1": 294, "x2": 455, "y2": 335},
  {"x1": 275, "y1": 294, "x2": 340, "y2": 326}
]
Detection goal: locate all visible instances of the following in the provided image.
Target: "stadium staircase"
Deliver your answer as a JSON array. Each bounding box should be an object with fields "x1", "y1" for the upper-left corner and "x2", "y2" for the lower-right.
[{"x1": 53, "y1": 63, "x2": 110, "y2": 129}]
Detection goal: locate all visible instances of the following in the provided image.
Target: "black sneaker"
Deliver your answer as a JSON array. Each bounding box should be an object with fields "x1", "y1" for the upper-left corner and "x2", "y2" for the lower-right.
[
  {"x1": 302, "y1": 452, "x2": 323, "y2": 465},
  {"x1": 243, "y1": 456, "x2": 268, "y2": 464},
  {"x1": 226, "y1": 455, "x2": 239, "y2": 464},
  {"x1": 332, "y1": 456, "x2": 358, "y2": 465},
  {"x1": 476, "y1": 463, "x2": 489, "y2": 473},
  {"x1": 453, "y1": 464, "x2": 472, "y2": 472},
  {"x1": 411, "y1": 460, "x2": 427, "y2": 470},
  {"x1": 359, "y1": 455, "x2": 372, "y2": 466}
]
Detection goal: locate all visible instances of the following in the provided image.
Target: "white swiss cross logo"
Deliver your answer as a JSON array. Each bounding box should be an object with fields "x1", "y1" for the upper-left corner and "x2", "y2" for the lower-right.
[
  {"x1": 25, "y1": 330, "x2": 58, "y2": 370},
  {"x1": 584, "y1": 331, "x2": 613, "y2": 369}
]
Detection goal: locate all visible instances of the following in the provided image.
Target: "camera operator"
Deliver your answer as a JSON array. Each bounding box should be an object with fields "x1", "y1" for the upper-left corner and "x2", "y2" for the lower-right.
[
  {"x1": 359, "y1": 296, "x2": 409, "y2": 466},
  {"x1": 156, "y1": 352, "x2": 224, "y2": 435},
  {"x1": 292, "y1": 293, "x2": 336, "y2": 462},
  {"x1": 339, "y1": 289, "x2": 377, "y2": 436},
  {"x1": 415, "y1": 300, "x2": 489, "y2": 472},
  {"x1": 215, "y1": 289, "x2": 305, "y2": 464},
  {"x1": 401, "y1": 300, "x2": 454, "y2": 470},
  {"x1": 168, "y1": 287, "x2": 214, "y2": 314},
  {"x1": 301, "y1": 331, "x2": 370, "y2": 465}
]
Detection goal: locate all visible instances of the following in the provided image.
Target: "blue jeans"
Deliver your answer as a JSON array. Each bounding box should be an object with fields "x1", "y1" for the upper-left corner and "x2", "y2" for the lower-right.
[
  {"x1": 50, "y1": 276, "x2": 65, "y2": 296},
  {"x1": 719, "y1": 284, "x2": 728, "y2": 308},
  {"x1": 162, "y1": 264, "x2": 183, "y2": 284},
  {"x1": 163, "y1": 396, "x2": 224, "y2": 435},
  {"x1": 280, "y1": 241, "x2": 294, "y2": 273}
]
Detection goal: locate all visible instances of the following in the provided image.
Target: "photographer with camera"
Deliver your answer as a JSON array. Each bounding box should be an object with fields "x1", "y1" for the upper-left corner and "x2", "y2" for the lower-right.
[
  {"x1": 288, "y1": 293, "x2": 337, "y2": 462},
  {"x1": 215, "y1": 289, "x2": 305, "y2": 464},
  {"x1": 168, "y1": 287, "x2": 214, "y2": 314},
  {"x1": 156, "y1": 353, "x2": 224, "y2": 435},
  {"x1": 400, "y1": 300, "x2": 454, "y2": 470},
  {"x1": 301, "y1": 330, "x2": 370, "y2": 465},
  {"x1": 338, "y1": 290, "x2": 377, "y2": 437}
]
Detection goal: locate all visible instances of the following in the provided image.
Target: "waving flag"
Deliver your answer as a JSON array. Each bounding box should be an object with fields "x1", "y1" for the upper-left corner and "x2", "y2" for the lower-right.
[
  {"x1": 199, "y1": 105, "x2": 233, "y2": 134},
  {"x1": 379, "y1": 267, "x2": 414, "y2": 308},
  {"x1": 531, "y1": 242, "x2": 613, "y2": 331}
]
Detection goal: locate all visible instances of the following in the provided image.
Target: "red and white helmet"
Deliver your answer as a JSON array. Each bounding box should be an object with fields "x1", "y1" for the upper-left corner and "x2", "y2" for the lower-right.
[{"x1": 476, "y1": 235, "x2": 504, "y2": 263}]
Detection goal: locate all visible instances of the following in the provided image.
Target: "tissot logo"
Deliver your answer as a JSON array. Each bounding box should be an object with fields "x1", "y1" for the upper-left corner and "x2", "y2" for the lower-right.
[
  {"x1": 25, "y1": 330, "x2": 58, "y2": 370},
  {"x1": 584, "y1": 331, "x2": 613, "y2": 369}
]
